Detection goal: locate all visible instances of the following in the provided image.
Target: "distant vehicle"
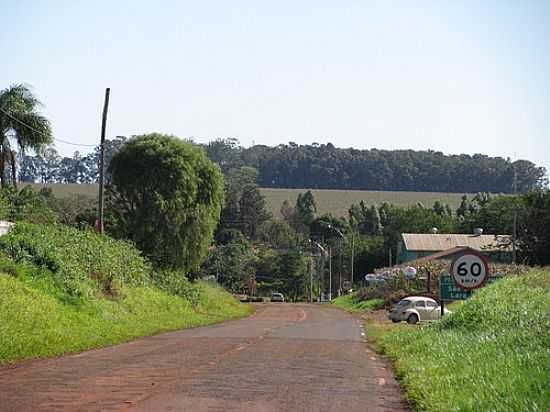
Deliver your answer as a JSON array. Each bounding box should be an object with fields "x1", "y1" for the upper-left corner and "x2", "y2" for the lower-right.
[
  {"x1": 388, "y1": 296, "x2": 451, "y2": 324},
  {"x1": 270, "y1": 292, "x2": 285, "y2": 303}
]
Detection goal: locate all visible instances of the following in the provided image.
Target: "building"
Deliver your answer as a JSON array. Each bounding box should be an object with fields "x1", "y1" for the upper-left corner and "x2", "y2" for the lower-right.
[{"x1": 396, "y1": 232, "x2": 512, "y2": 264}]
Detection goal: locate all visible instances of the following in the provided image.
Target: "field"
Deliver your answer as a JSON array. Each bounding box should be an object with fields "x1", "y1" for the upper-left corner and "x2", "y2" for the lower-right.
[{"x1": 25, "y1": 183, "x2": 469, "y2": 218}]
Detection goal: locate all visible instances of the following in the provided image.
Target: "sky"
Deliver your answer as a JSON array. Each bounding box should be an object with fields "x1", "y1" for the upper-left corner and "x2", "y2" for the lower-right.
[{"x1": 1, "y1": 0, "x2": 549, "y2": 174}]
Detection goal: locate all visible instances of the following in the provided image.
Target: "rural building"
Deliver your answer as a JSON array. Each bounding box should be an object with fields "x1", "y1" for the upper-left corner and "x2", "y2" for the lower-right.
[{"x1": 396, "y1": 232, "x2": 512, "y2": 264}]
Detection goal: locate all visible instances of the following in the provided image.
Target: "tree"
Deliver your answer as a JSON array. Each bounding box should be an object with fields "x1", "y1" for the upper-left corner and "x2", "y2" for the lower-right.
[
  {"x1": 239, "y1": 184, "x2": 271, "y2": 238},
  {"x1": 107, "y1": 133, "x2": 224, "y2": 271},
  {"x1": 257, "y1": 219, "x2": 296, "y2": 249},
  {"x1": 518, "y1": 190, "x2": 550, "y2": 265},
  {"x1": 216, "y1": 166, "x2": 270, "y2": 240},
  {"x1": 294, "y1": 190, "x2": 317, "y2": 235},
  {"x1": 272, "y1": 250, "x2": 308, "y2": 301},
  {"x1": 201, "y1": 237, "x2": 256, "y2": 293},
  {"x1": 0, "y1": 84, "x2": 52, "y2": 188}
]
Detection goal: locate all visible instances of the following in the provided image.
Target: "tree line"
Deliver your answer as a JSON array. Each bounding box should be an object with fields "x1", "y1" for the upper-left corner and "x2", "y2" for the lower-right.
[
  {"x1": 15, "y1": 137, "x2": 548, "y2": 194},
  {"x1": 205, "y1": 139, "x2": 547, "y2": 193}
]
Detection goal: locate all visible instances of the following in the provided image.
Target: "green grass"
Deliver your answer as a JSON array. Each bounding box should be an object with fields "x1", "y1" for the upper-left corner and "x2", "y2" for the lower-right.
[
  {"x1": 332, "y1": 294, "x2": 385, "y2": 312},
  {"x1": 25, "y1": 183, "x2": 469, "y2": 218},
  {"x1": 377, "y1": 270, "x2": 550, "y2": 411},
  {"x1": 0, "y1": 273, "x2": 252, "y2": 365},
  {"x1": 0, "y1": 222, "x2": 252, "y2": 365}
]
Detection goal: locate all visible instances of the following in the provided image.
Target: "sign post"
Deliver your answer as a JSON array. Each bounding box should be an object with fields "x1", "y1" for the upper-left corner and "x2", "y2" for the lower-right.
[{"x1": 440, "y1": 251, "x2": 492, "y2": 317}]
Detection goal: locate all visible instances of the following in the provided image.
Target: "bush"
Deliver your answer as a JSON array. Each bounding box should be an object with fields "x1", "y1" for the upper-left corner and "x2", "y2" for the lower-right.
[
  {"x1": 152, "y1": 269, "x2": 201, "y2": 305},
  {"x1": 0, "y1": 223, "x2": 151, "y2": 297}
]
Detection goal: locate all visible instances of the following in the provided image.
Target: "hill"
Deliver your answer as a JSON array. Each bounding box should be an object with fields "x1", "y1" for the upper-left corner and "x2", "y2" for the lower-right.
[{"x1": 24, "y1": 183, "x2": 468, "y2": 218}]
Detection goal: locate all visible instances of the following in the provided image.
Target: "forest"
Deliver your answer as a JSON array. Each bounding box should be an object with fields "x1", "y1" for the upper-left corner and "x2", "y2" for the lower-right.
[{"x1": 17, "y1": 137, "x2": 547, "y2": 193}]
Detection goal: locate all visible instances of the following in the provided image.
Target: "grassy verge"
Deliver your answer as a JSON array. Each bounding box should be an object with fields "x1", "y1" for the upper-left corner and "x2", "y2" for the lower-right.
[
  {"x1": 376, "y1": 270, "x2": 549, "y2": 411},
  {"x1": 0, "y1": 223, "x2": 253, "y2": 365},
  {"x1": 331, "y1": 294, "x2": 384, "y2": 312},
  {"x1": 0, "y1": 273, "x2": 252, "y2": 365}
]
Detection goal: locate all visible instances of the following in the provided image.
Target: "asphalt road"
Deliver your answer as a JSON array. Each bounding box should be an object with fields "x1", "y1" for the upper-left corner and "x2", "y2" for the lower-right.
[{"x1": 0, "y1": 304, "x2": 406, "y2": 412}]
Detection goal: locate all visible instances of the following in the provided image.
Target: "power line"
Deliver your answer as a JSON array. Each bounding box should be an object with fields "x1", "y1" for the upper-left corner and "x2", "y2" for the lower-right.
[{"x1": 0, "y1": 107, "x2": 97, "y2": 148}]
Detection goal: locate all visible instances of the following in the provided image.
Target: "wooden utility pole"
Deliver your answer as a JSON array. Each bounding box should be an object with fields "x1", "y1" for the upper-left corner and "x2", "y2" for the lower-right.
[
  {"x1": 97, "y1": 88, "x2": 110, "y2": 234},
  {"x1": 512, "y1": 162, "x2": 517, "y2": 264}
]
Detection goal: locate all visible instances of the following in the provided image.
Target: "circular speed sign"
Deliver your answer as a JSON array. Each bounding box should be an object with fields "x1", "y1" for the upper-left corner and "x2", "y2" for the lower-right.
[{"x1": 450, "y1": 252, "x2": 490, "y2": 291}]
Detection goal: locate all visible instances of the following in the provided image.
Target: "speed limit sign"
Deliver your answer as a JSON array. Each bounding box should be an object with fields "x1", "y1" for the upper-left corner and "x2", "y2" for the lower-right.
[{"x1": 450, "y1": 251, "x2": 490, "y2": 291}]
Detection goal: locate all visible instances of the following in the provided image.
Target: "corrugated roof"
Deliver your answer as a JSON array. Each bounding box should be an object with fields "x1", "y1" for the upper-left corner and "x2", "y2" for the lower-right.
[
  {"x1": 408, "y1": 246, "x2": 471, "y2": 265},
  {"x1": 402, "y1": 233, "x2": 511, "y2": 252}
]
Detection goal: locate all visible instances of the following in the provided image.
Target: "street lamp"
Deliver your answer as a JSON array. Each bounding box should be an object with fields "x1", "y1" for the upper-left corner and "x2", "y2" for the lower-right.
[
  {"x1": 309, "y1": 239, "x2": 329, "y2": 302},
  {"x1": 327, "y1": 224, "x2": 355, "y2": 289}
]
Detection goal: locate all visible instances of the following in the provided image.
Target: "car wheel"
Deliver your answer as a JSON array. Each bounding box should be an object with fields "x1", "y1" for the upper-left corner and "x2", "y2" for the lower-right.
[
  {"x1": 391, "y1": 319, "x2": 400, "y2": 323},
  {"x1": 407, "y1": 314, "x2": 419, "y2": 325}
]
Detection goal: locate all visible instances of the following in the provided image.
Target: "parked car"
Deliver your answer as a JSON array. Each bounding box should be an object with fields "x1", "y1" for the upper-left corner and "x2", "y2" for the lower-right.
[
  {"x1": 388, "y1": 296, "x2": 450, "y2": 324},
  {"x1": 270, "y1": 292, "x2": 285, "y2": 303}
]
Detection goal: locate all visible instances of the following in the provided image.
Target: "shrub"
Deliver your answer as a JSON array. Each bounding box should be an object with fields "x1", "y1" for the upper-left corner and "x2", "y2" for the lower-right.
[
  {"x1": 0, "y1": 223, "x2": 151, "y2": 297},
  {"x1": 152, "y1": 269, "x2": 201, "y2": 305}
]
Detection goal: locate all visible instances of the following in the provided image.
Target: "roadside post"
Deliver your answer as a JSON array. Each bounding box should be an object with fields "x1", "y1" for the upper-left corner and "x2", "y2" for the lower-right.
[{"x1": 441, "y1": 251, "x2": 493, "y2": 317}]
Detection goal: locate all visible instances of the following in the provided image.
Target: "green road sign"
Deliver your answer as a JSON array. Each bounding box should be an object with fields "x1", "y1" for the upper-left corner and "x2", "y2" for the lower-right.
[{"x1": 440, "y1": 275, "x2": 500, "y2": 301}]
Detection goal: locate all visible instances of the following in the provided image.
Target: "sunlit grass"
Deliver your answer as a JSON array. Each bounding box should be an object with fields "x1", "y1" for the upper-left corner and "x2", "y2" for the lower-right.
[
  {"x1": 377, "y1": 270, "x2": 550, "y2": 411},
  {"x1": 0, "y1": 273, "x2": 252, "y2": 365},
  {"x1": 332, "y1": 294, "x2": 384, "y2": 312}
]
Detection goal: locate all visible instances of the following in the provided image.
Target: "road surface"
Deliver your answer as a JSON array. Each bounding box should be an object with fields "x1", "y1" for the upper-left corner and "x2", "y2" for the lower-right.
[{"x1": 0, "y1": 304, "x2": 406, "y2": 411}]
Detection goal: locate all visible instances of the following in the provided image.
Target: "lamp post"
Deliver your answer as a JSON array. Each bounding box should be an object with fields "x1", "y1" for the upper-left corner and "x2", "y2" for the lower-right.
[
  {"x1": 327, "y1": 224, "x2": 355, "y2": 288},
  {"x1": 309, "y1": 239, "x2": 328, "y2": 302}
]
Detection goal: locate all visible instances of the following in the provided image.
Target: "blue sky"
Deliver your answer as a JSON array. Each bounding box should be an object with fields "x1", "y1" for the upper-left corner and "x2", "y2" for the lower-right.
[{"x1": 1, "y1": 0, "x2": 549, "y2": 174}]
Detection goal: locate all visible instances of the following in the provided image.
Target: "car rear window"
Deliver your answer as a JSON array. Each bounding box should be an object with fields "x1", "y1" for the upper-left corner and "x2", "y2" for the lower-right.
[{"x1": 426, "y1": 301, "x2": 438, "y2": 308}]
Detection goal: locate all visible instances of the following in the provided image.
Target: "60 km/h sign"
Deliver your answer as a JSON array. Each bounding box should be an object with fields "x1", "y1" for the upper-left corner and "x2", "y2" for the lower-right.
[{"x1": 450, "y1": 251, "x2": 490, "y2": 291}]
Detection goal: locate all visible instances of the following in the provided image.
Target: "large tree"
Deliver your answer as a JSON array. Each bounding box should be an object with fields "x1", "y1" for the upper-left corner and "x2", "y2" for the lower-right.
[
  {"x1": 0, "y1": 84, "x2": 52, "y2": 188},
  {"x1": 107, "y1": 133, "x2": 224, "y2": 271}
]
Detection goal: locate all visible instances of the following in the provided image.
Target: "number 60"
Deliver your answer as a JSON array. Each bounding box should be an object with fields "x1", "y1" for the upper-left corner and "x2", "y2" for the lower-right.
[{"x1": 457, "y1": 262, "x2": 483, "y2": 276}]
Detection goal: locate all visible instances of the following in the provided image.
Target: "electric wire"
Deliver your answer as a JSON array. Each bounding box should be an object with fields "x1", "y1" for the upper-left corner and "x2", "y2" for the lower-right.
[{"x1": 0, "y1": 107, "x2": 97, "y2": 148}]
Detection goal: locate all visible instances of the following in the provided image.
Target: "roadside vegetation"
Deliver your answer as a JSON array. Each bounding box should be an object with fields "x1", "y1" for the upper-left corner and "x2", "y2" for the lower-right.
[
  {"x1": 331, "y1": 294, "x2": 384, "y2": 312},
  {"x1": 375, "y1": 270, "x2": 549, "y2": 411},
  {"x1": 0, "y1": 223, "x2": 251, "y2": 365}
]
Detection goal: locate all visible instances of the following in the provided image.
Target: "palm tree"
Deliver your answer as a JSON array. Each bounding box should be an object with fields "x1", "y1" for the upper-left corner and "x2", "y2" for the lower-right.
[{"x1": 0, "y1": 84, "x2": 52, "y2": 189}]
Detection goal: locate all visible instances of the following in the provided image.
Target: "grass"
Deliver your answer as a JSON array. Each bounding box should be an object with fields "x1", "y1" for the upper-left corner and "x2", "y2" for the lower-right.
[
  {"x1": 0, "y1": 222, "x2": 253, "y2": 365},
  {"x1": 376, "y1": 269, "x2": 550, "y2": 411},
  {"x1": 24, "y1": 183, "x2": 469, "y2": 218},
  {"x1": 0, "y1": 272, "x2": 252, "y2": 365},
  {"x1": 332, "y1": 294, "x2": 385, "y2": 312}
]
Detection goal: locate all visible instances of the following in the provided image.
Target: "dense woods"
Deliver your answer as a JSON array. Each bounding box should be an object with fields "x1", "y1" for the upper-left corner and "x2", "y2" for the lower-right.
[{"x1": 17, "y1": 137, "x2": 547, "y2": 194}]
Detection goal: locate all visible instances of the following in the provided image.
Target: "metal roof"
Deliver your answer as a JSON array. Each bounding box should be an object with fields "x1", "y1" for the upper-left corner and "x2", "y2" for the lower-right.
[{"x1": 402, "y1": 233, "x2": 511, "y2": 252}]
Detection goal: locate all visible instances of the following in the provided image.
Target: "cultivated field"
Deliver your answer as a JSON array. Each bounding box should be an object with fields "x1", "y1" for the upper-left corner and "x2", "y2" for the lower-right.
[
  {"x1": 261, "y1": 188, "x2": 468, "y2": 218},
  {"x1": 26, "y1": 183, "x2": 469, "y2": 218}
]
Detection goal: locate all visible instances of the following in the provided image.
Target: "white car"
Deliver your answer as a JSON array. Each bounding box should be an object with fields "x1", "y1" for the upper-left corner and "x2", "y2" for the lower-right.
[{"x1": 388, "y1": 296, "x2": 451, "y2": 324}]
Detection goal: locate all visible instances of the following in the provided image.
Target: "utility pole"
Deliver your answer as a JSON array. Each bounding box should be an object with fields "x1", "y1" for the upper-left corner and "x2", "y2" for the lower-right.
[
  {"x1": 97, "y1": 88, "x2": 110, "y2": 235},
  {"x1": 350, "y1": 230, "x2": 355, "y2": 286},
  {"x1": 512, "y1": 161, "x2": 517, "y2": 264},
  {"x1": 309, "y1": 257, "x2": 313, "y2": 303},
  {"x1": 339, "y1": 240, "x2": 343, "y2": 296},
  {"x1": 328, "y1": 247, "x2": 332, "y2": 301}
]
